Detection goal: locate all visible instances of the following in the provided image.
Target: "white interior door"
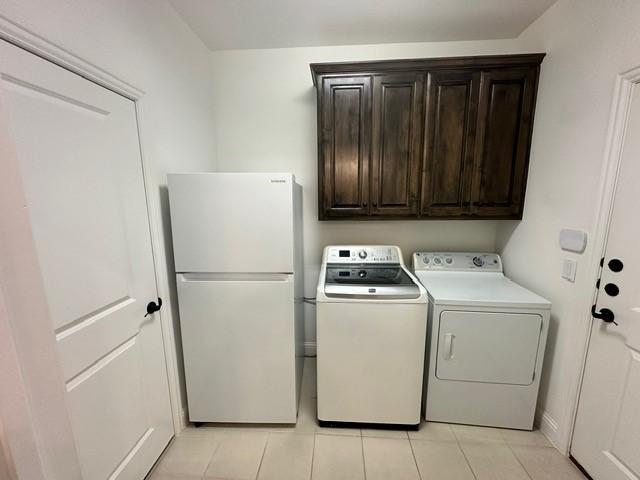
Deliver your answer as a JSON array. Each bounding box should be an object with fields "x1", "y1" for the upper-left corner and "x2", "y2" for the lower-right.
[
  {"x1": 571, "y1": 82, "x2": 640, "y2": 479},
  {"x1": 0, "y1": 40, "x2": 173, "y2": 479}
]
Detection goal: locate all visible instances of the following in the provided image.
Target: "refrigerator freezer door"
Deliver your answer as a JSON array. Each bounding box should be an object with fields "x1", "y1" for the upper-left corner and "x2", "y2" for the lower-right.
[
  {"x1": 177, "y1": 273, "x2": 297, "y2": 423},
  {"x1": 169, "y1": 173, "x2": 295, "y2": 273}
]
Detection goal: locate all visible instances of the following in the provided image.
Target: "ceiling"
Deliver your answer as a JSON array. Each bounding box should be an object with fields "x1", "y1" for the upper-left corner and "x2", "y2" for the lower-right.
[{"x1": 169, "y1": 0, "x2": 557, "y2": 51}]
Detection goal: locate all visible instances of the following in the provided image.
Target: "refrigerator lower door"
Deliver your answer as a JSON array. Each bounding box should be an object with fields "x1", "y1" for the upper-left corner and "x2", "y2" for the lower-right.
[{"x1": 177, "y1": 273, "x2": 297, "y2": 423}]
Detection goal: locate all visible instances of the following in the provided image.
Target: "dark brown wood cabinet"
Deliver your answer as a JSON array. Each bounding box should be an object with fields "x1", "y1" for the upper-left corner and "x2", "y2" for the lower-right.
[
  {"x1": 470, "y1": 68, "x2": 539, "y2": 217},
  {"x1": 422, "y1": 70, "x2": 479, "y2": 217},
  {"x1": 311, "y1": 54, "x2": 544, "y2": 220},
  {"x1": 319, "y1": 76, "x2": 371, "y2": 218},
  {"x1": 371, "y1": 73, "x2": 424, "y2": 217}
]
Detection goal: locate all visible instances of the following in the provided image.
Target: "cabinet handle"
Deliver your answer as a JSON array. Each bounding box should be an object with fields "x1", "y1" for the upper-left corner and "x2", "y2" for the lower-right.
[
  {"x1": 363, "y1": 202, "x2": 368, "y2": 207},
  {"x1": 373, "y1": 202, "x2": 378, "y2": 208}
]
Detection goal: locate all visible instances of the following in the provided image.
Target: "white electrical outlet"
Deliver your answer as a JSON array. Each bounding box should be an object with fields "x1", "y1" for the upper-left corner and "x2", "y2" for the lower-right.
[{"x1": 562, "y1": 258, "x2": 577, "y2": 282}]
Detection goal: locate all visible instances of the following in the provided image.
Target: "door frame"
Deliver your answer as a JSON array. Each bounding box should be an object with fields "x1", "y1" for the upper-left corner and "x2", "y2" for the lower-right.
[
  {"x1": 0, "y1": 14, "x2": 185, "y2": 476},
  {"x1": 564, "y1": 65, "x2": 640, "y2": 455}
]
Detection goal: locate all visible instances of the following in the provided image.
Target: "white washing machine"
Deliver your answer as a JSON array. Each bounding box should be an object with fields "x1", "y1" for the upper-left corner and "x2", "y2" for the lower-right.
[
  {"x1": 413, "y1": 252, "x2": 551, "y2": 430},
  {"x1": 316, "y1": 246, "x2": 428, "y2": 427}
]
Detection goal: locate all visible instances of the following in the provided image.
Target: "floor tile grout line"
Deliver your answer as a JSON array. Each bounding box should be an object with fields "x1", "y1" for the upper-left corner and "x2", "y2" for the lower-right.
[
  {"x1": 361, "y1": 434, "x2": 368, "y2": 480},
  {"x1": 453, "y1": 431, "x2": 479, "y2": 480},
  {"x1": 254, "y1": 431, "x2": 271, "y2": 480},
  {"x1": 407, "y1": 437, "x2": 424, "y2": 480},
  {"x1": 308, "y1": 432, "x2": 316, "y2": 480},
  {"x1": 504, "y1": 439, "x2": 535, "y2": 480},
  {"x1": 201, "y1": 432, "x2": 223, "y2": 480}
]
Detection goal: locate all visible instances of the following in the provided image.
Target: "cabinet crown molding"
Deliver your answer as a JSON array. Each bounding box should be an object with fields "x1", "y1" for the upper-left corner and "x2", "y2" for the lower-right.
[{"x1": 310, "y1": 53, "x2": 545, "y2": 85}]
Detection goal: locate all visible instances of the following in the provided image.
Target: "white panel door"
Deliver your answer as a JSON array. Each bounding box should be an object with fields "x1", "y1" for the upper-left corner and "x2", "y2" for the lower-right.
[
  {"x1": 0, "y1": 41, "x2": 173, "y2": 479},
  {"x1": 168, "y1": 173, "x2": 294, "y2": 273},
  {"x1": 571, "y1": 84, "x2": 640, "y2": 479},
  {"x1": 177, "y1": 273, "x2": 297, "y2": 423},
  {"x1": 436, "y1": 311, "x2": 542, "y2": 385}
]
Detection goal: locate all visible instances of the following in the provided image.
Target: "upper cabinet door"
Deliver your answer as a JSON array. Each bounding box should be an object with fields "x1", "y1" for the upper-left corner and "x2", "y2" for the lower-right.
[
  {"x1": 319, "y1": 76, "x2": 372, "y2": 219},
  {"x1": 471, "y1": 67, "x2": 539, "y2": 218},
  {"x1": 370, "y1": 73, "x2": 424, "y2": 216},
  {"x1": 421, "y1": 71, "x2": 479, "y2": 217}
]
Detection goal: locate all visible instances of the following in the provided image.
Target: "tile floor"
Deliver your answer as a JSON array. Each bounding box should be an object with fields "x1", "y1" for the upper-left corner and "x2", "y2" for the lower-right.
[{"x1": 147, "y1": 359, "x2": 585, "y2": 480}]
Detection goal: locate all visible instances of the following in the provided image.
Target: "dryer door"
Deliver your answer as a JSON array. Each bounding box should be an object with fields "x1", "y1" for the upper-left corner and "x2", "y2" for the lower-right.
[{"x1": 436, "y1": 311, "x2": 542, "y2": 385}]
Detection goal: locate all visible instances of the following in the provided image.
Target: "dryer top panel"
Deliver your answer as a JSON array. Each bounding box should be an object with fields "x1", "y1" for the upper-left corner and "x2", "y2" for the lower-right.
[
  {"x1": 413, "y1": 252, "x2": 502, "y2": 272},
  {"x1": 414, "y1": 271, "x2": 551, "y2": 309},
  {"x1": 412, "y1": 252, "x2": 550, "y2": 309}
]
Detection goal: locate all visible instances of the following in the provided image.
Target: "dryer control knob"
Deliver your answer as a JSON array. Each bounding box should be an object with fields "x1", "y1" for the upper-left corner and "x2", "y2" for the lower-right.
[
  {"x1": 473, "y1": 256, "x2": 485, "y2": 267},
  {"x1": 358, "y1": 249, "x2": 368, "y2": 259}
]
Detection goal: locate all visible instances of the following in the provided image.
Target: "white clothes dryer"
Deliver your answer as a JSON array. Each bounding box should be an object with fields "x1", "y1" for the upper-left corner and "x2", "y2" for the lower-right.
[{"x1": 413, "y1": 252, "x2": 551, "y2": 430}]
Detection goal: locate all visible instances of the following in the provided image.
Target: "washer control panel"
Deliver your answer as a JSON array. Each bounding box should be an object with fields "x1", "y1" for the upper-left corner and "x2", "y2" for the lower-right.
[
  {"x1": 326, "y1": 246, "x2": 402, "y2": 264},
  {"x1": 412, "y1": 252, "x2": 502, "y2": 272}
]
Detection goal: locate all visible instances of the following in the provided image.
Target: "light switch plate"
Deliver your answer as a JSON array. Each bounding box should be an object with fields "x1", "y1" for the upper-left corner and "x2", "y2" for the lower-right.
[{"x1": 562, "y1": 258, "x2": 577, "y2": 282}]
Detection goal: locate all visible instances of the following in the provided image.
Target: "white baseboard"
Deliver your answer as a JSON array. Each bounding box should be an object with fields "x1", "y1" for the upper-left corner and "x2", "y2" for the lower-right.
[
  {"x1": 304, "y1": 341, "x2": 316, "y2": 357},
  {"x1": 178, "y1": 407, "x2": 188, "y2": 433},
  {"x1": 539, "y1": 410, "x2": 562, "y2": 451}
]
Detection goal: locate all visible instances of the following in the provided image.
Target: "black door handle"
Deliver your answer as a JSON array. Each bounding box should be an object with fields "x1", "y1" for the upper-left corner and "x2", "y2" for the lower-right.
[
  {"x1": 591, "y1": 305, "x2": 617, "y2": 325},
  {"x1": 145, "y1": 297, "x2": 162, "y2": 317}
]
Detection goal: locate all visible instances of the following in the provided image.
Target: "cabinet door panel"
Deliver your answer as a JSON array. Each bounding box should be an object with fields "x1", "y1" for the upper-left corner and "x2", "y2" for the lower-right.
[
  {"x1": 421, "y1": 71, "x2": 479, "y2": 216},
  {"x1": 371, "y1": 73, "x2": 424, "y2": 216},
  {"x1": 319, "y1": 76, "x2": 371, "y2": 219},
  {"x1": 471, "y1": 68, "x2": 538, "y2": 217}
]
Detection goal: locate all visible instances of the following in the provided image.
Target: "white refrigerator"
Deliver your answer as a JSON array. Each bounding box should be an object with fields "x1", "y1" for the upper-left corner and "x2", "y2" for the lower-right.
[{"x1": 168, "y1": 173, "x2": 304, "y2": 423}]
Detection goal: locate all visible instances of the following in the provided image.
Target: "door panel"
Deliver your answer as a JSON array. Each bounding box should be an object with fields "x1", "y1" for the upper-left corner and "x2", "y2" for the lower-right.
[
  {"x1": 609, "y1": 351, "x2": 640, "y2": 474},
  {"x1": 169, "y1": 173, "x2": 294, "y2": 273},
  {"x1": 422, "y1": 71, "x2": 478, "y2": 216},
  {"x1": 371, "y1": 73, "x2": 424, "y2": 216},
  {"x1": 436, "y1": 311, "x2": 542, "y2": 385},
  {"x1": 571, "y1": 84, "x2": 640, "y2": 480},
  {"x1": 320, "y1": 76, "x2": 371, "y2": 218},
  {"x1": 0, "y1": 40, "x2": 172, "y2": 479},
  {"x1": 471, "y1": 68, "x2": 538, "y2": 217},
  {"x1": 66, "y1": 339, "x2": 148, "y2": 480},
  {"x1": 177, "y1": 274, "x2": 297, "y2": 423}
]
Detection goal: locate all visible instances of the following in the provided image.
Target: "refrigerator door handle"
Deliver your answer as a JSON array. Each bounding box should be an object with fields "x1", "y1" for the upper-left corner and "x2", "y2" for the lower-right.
[{"x1": 178, "y1": 273, "x2": 293, "y2": 282}]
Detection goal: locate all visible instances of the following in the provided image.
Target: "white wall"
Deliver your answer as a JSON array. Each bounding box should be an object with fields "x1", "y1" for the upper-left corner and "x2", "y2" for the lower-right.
[
  {"x1": 210, "y1": 39, "x2": 529, "y2": 347},
  {"x1": 497, "y1": 0, "x2": 640, "y2": 452},
  {"x1": 0, "y1": 0, "x2": 216, "y2": 425}
]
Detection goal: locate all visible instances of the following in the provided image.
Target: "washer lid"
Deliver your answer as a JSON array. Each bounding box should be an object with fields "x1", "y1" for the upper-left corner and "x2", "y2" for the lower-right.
[
  {"x1": 415, "y1": 272, "x2": 551, "y2": 309},
  {"x1": 325, "y1": 265, "x2": 421, "y2": 299}
]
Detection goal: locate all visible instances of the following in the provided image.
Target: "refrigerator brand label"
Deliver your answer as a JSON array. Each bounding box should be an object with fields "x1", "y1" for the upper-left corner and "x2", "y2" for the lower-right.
[{"x1": 270, "y1": 179, "x2": 287, "y2": 183}]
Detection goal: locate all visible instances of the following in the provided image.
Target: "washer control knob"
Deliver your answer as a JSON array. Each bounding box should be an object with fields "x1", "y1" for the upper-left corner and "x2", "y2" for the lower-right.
[
  {"x1": 358, "y1": 249, "x2": 368, "y2": 259},
  {"x1": 433, "y1": 257, "x2": 442, "y2": 265},
  {"x1": 445, "y1": 257, "x2": 453, "y2": 265},
  {"x1": 423, "y1": 257, "x2": 430, "y2": 264},
  {"x1": 473, "y1": 256, "x2": 485, "y2": 267}
]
